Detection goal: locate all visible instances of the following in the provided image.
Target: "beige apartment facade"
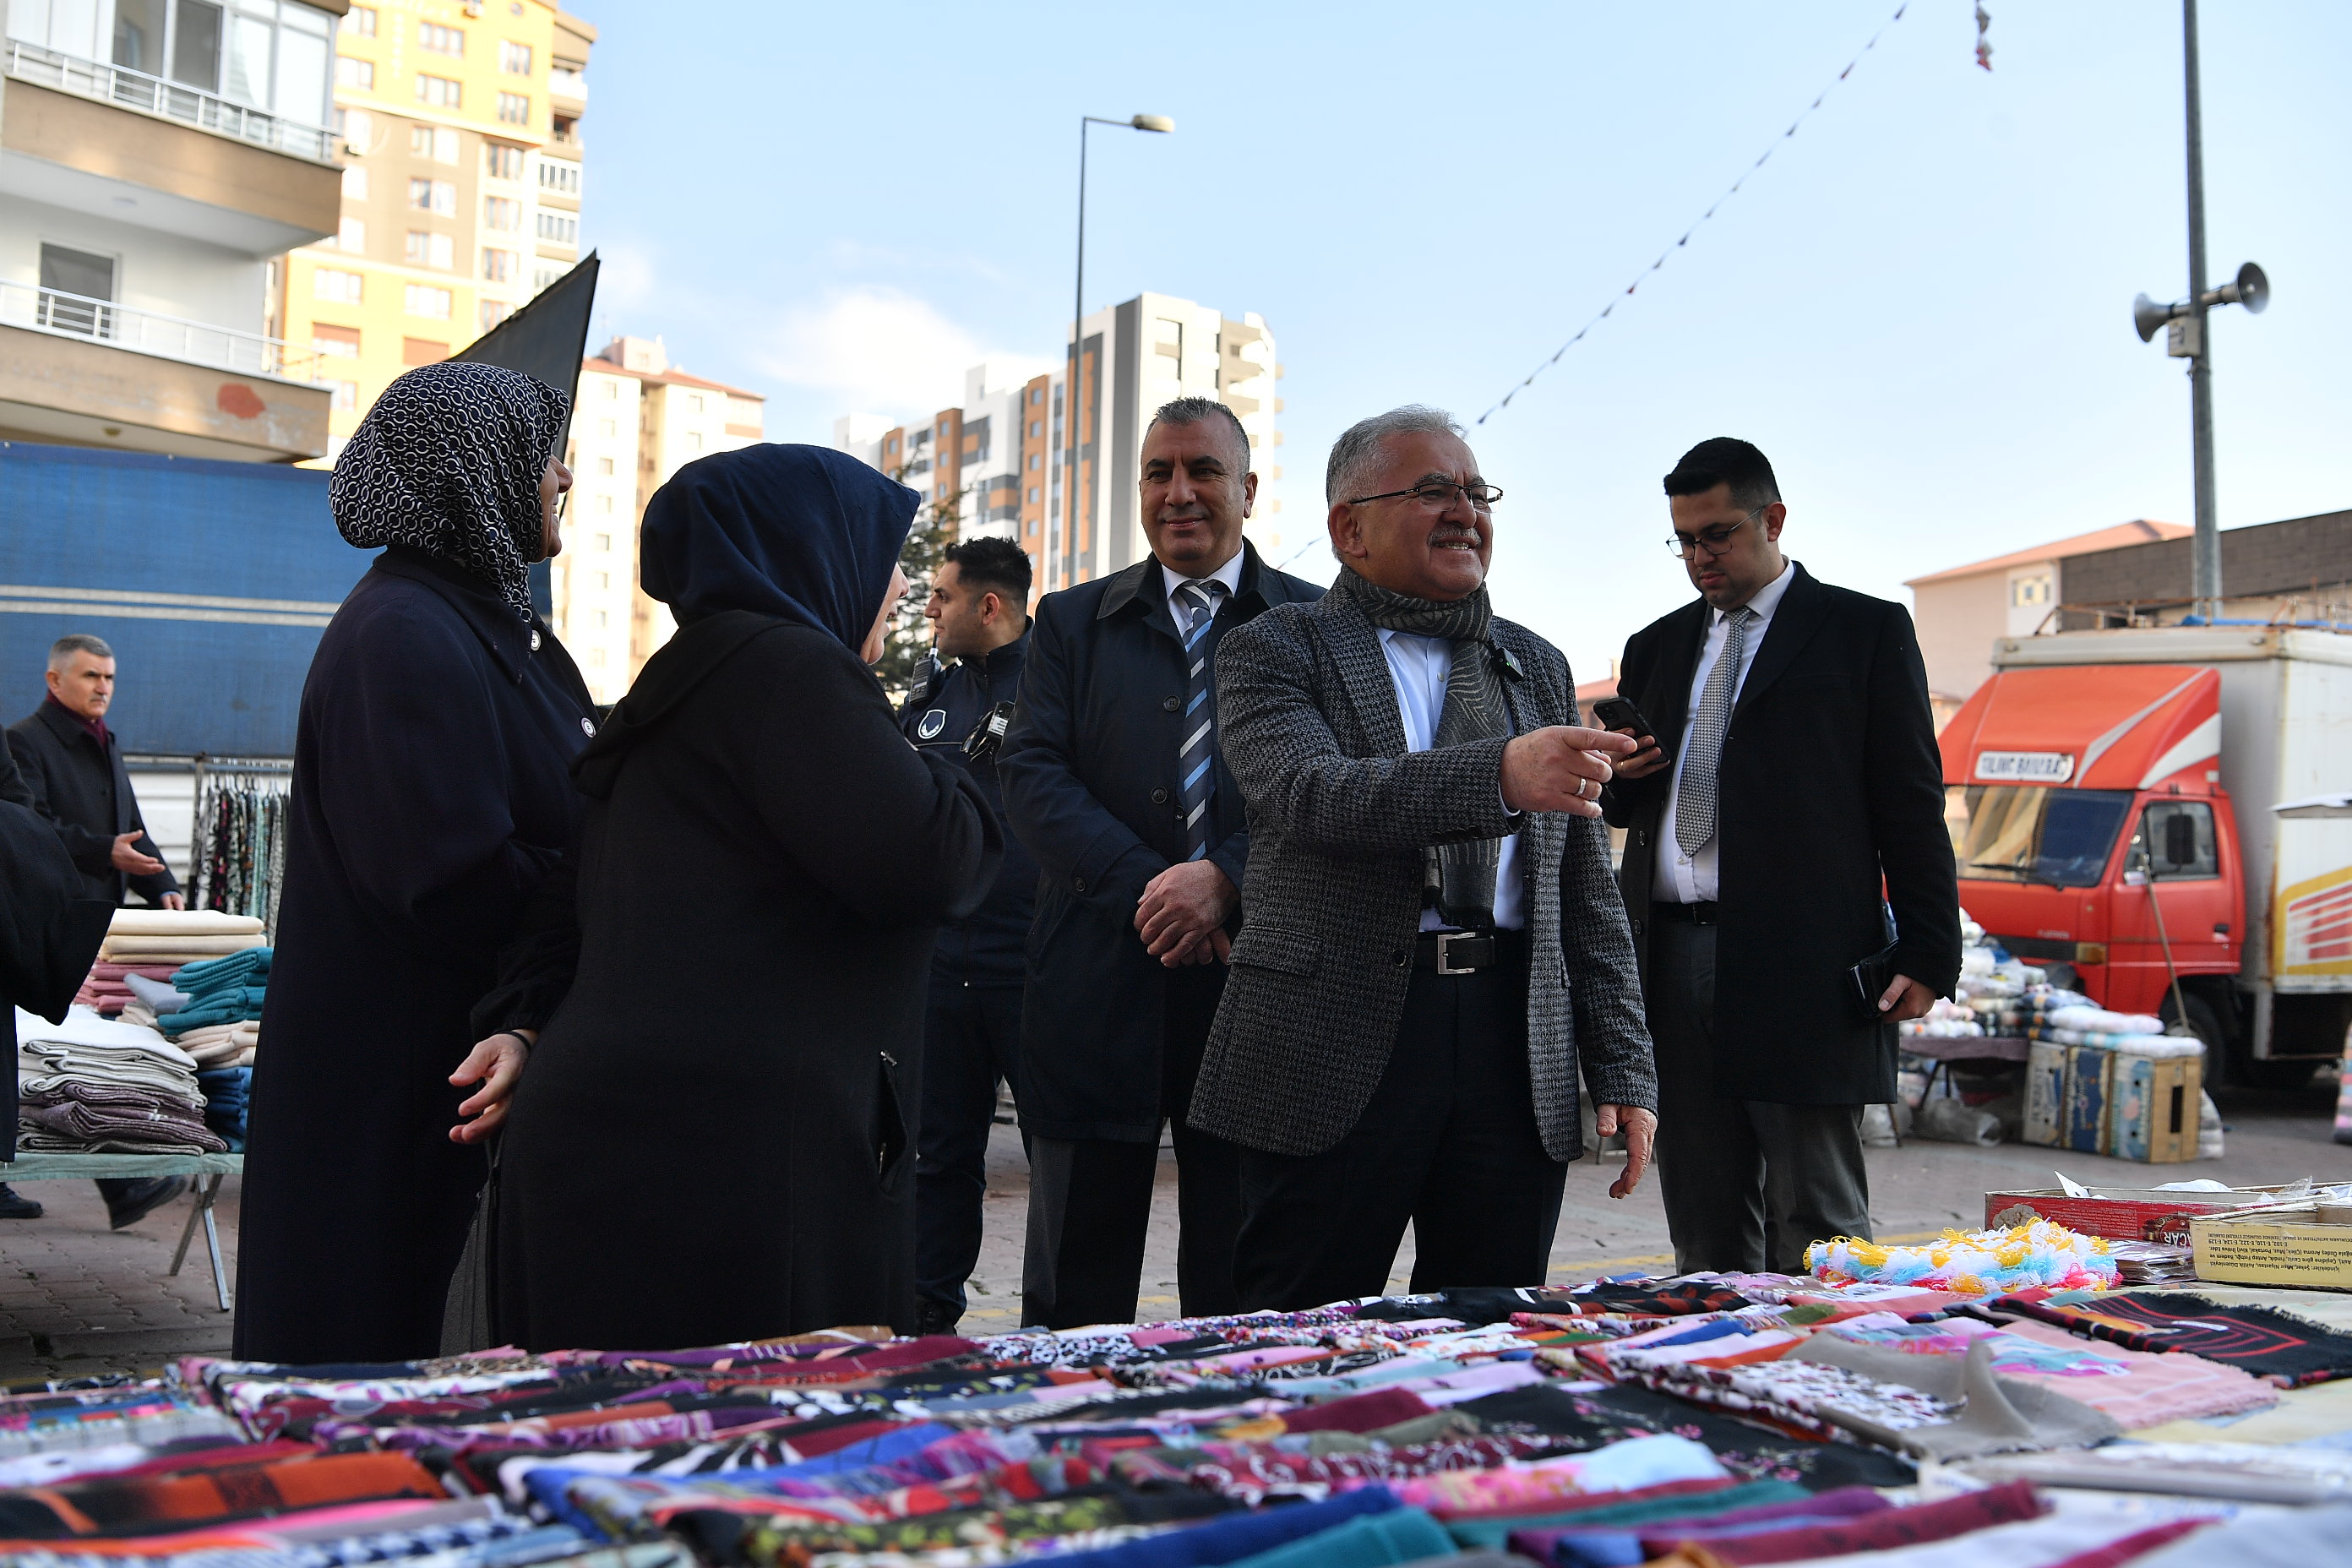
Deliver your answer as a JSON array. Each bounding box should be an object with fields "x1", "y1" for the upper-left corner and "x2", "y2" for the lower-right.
[
  {"x1": 282, "y1": 0, "x2": 591, "y2": 461},
  {"x1": 3, "y1": 0, "x2": 346, "y2": 460},
  {"x1": 558, "y1": 335, "x2": 765, "y2": 703}
]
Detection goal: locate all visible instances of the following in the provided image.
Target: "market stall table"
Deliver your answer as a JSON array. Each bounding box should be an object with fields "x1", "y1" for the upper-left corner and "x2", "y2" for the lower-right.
[{"x1": 0, "y1": 1152, "x2": 241, "y2": 1311}]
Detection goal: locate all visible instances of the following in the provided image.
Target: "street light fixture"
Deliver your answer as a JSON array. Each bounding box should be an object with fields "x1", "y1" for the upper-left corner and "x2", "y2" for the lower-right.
[
  {"x1": 1056, "y1": 112, "x2": 1173, "y2": 595},
  {"x1": 2130, "y1": 0, "x2": 2271, "y2": 623}
]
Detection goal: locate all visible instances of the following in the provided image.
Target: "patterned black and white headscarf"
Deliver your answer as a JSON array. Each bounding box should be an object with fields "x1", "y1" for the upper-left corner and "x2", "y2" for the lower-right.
[{"x1": 330, "y1": 362, "x2": 570, "y2": 622}]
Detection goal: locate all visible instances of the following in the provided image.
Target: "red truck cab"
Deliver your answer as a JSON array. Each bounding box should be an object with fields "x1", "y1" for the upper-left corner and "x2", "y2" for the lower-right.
[{"x1": 1939, "y1": 664, "x2": 2241, "y2": 1027}]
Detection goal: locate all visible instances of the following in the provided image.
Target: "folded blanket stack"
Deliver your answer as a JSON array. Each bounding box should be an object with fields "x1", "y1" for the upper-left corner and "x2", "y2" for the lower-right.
[
  {"x1": 194, "y1": 1065, "x2": 252, "y2": 1151},
  {"x1": 14, "y1": 1005, "x2": 228, "y2": 1155},
  {"x1": 75, "y1": 911, "x2": 265, "y2": 1019},
  {"x1": 70, "y1": 961, "x2": 185, "y2": 1017},
  {"x1": 155, "y1": 948, "x2": 271, "y2": 1042},
  {"x1": 113, "y1": 946, "x2": 270, "y2": 1064}
]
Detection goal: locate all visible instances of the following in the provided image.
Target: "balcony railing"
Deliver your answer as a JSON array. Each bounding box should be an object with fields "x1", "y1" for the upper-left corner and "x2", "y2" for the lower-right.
[
  {"x1": 1, "y1": 280, "x2": 323, "y2": 384},
  {"x1": 2, "y1": 39, "x2": 337, "y2": 165}
]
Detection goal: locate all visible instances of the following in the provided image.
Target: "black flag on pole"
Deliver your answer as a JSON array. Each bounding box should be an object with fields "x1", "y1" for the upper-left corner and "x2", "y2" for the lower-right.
[{"x1": 453, "y1": 253, "x2": 600, "y2": 615}]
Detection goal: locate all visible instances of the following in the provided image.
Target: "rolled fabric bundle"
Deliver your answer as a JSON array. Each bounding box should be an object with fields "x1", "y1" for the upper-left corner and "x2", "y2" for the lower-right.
[
  {"x1": 106, "y1": 910, "x2": 264, "y2": 937},
  {"x1": 101, "y1": 934, "x2": 268, "y2": 961}
]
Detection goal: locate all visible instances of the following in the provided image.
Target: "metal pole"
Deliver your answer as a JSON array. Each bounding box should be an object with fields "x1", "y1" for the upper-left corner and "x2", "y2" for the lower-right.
[
  {"x1": 2183, "y1": 0, "x2": 2222, "y2": 618},
  {"x1": 1064, "y1": 120, "x2": 1089, "y2": 597}
]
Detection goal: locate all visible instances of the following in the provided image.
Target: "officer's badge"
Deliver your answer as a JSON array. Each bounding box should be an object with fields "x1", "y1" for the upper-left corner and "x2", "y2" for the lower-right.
[{"x1": 917, "y1": 709, "x2": 949, "y2": 740}]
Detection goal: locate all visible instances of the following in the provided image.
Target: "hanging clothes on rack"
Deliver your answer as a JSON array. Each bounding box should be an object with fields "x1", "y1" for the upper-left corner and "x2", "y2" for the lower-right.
[{"x1": 188, "y1": 766, "x2": 292, "y2": 940}]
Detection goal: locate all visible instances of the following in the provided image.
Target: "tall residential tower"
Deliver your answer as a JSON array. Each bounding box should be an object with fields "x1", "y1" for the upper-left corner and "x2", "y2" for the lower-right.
[
  {"x1": 287, "y1": 0, "x2": 592, "y2": 459},
  {"x1": 834, "y1": 292, "x2": 1288, "y2": 591}
]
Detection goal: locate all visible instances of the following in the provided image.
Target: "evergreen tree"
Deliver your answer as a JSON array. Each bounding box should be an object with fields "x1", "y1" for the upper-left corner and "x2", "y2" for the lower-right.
[{"x1": 871, "y1": 476, "x2": 961, "y2": 705}]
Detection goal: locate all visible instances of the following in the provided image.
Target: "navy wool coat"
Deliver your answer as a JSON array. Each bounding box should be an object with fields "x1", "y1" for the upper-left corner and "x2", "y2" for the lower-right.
[
  {"x1": 233, "y1": 547, "x2": 596, "y2": 1364},
  {"x1": 997, "y1": 543, "x2": 1323, "y2": 1143}
]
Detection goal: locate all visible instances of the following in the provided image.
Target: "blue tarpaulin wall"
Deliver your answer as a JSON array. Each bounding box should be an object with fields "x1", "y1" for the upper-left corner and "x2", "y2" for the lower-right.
[{"x1": 0, "y1": 441, "x2": 370, "y2": 757}]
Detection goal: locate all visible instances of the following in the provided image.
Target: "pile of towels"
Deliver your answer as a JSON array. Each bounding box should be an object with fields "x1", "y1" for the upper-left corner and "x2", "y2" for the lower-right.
[
  {"x1": 14, "y1": 1006, "x2": 227, "y2": 1156},
  {"x1": 122, "y1": 950, "x2": 268, "y2": 1067},
  {"x1": 74, "y1": 912, "x2": 265, "y2": 1018}
]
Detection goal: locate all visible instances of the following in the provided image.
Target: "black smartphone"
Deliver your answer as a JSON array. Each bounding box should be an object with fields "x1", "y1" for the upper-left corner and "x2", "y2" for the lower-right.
[{"x1": 1591, "y1": 695, "x2": 1656, "y2": 738}]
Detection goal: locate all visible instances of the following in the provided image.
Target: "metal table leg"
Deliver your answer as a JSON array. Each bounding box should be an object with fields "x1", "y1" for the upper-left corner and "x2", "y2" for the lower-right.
[{"x1": 167, "y1": 1174, "x2": 231, "y2": 1311}]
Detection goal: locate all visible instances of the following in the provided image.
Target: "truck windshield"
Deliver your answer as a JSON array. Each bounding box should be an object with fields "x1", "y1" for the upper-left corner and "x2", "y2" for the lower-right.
[{"x1": 1945, "y1": 786, "x2": 2134, "y2": 887}]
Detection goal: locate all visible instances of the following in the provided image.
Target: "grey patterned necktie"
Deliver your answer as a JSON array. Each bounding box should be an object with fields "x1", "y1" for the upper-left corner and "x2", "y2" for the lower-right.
[
  {"x1": 1175, "y1": 579, "x2": 1228, "y2": 860},
  {"x1": 1674, "y1": 606, "x2": 1755, "y2": 859}
]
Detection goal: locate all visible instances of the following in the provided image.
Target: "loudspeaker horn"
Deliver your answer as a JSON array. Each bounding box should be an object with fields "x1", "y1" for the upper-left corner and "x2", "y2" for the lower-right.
[
  {"x1": 2132, "y1": 292, "x2": 2177, "y2": 343},
  {"x1": 2229, "y1": 260, "x2": 2269, "y2": 314}
]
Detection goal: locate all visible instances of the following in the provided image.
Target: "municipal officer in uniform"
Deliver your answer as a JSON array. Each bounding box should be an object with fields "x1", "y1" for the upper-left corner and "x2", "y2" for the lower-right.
[
  {"x1": 998, "y1": 396, "x2": 1323, "y2": 1329},
  {"x1": 898, "y1": 536, "x2": 1036, "y2": 1334}
]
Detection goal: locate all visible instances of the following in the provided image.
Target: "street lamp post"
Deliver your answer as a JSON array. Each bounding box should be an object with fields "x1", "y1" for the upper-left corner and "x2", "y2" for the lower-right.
[
  {"x1": 1058, "y1": 112, "x2": 1173, "y2": 595},
  {"x1": 2130, "y1": 0, "x2": 2268, "y2": 623}
]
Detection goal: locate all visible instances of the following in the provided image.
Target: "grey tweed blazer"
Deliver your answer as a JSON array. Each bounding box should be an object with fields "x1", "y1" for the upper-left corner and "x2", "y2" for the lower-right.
[{"x1": 1188, "y1": 585, "x2": 1658, "y2": 1161}]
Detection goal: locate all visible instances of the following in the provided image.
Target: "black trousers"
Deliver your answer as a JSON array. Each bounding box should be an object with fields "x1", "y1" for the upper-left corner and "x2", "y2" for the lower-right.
[
  {"x1": 915, "y1": 983, "x2": 1024, "y2": 1321},
  {"x1": 1648, "y1": 917, "x2": 1871, "y2": 1275},
  {"x1": 1021, "y1": 966, "x2": 1239, "y2": 1328},
  {"x1": 1232, "y1": 959, "x2": 1566, "y2": 1312}
]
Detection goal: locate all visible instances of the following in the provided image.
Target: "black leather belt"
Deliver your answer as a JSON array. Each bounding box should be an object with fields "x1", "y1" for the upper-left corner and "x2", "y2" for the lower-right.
[
  {"x1": 1414, "y1": 928, "x2": 1527, "y2": 975},
  {"x1": 1652, "y1": 901, "x2": 1721, "y2": 925}
]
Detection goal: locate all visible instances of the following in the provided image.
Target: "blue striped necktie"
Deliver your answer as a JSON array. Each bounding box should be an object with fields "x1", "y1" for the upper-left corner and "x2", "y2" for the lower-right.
[{"x1": 1175, "y1": 578, "x2": 1228, "y2": 861}]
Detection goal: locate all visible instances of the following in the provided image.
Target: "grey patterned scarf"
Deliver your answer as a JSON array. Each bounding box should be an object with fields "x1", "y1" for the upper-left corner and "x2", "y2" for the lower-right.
[
  {"x1": 1335, "y1": 568, "x2": 1511, "y2": 928},
  {"x1": 330, "y1": 362, "x2": 570, "y2": 622}
]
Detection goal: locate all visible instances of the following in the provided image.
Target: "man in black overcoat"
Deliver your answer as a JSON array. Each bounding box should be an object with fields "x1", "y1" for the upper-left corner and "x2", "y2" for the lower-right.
[
  {"x1": 897, "y1": 536, "x2": 1037, "y2": 1334},
  {"x1": 8, "y1": 634, "x2": 182, "y2": 910},
  {"x1": 998, "y1": 396, "x2": 1322, "y2": 1328},
  {"x1": 1603, "y1": 438, "x2": 1960, "y2": 1275},
  {"x1": 7, "y1": 632, "x2": 190, "y2": 1228}
]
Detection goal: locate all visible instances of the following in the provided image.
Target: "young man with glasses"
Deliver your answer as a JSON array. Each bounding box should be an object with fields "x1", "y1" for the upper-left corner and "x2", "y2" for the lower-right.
[
  {"x1": 1191, "y1": 406, "x2": 1658, "y2": 1309},
  {"x1": 1602, "y1": 437, "x2": 1958, "y2": 1276}
]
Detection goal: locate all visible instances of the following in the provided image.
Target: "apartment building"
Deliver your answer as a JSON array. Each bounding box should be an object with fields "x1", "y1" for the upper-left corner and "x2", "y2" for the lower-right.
[
  {"x1": 833, "y1": 291, "x2": 1288, "y2": 594},
  {"x1": 2, "y1": 0, "x2": 346, "y2": 460},
  {"x1": 560, "y1": 334, "x2": 765, "y2": 702},
  {"x1": 284, "y1": 0, "x2": 591, "y2": 460}
]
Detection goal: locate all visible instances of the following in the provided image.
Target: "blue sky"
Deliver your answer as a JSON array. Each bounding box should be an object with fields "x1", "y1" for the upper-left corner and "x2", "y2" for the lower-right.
[{"x1": 575, "y1": 1, "x2": 2349, "y2": 678}]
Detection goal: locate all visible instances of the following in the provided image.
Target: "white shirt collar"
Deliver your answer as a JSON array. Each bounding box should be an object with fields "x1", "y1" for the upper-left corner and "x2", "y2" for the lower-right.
[
  {"x1": 1712, "y1": 558, "x2": 1795, "y2": 626},
  {"x1": 1162, "y1": 547, "x2": 1246, "y2": 608}
]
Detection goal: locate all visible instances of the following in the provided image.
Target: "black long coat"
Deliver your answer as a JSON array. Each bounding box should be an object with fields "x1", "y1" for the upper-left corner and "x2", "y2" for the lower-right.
[
  {"x1": 233, "y1": 547, "x2": 596, "y2": 1364},
  {"x1": 1603, "y1": 564, "x2": 1961, "y2": 1104},
  {"x1": 1, "y1": 740, "x2": 114, "y2": 1161},
  {"x1": 996, "y1": 544, "x2": 1322, "y2": 1144},
  {"x1": 7, "y1": 700, "x2": 178, "y2": 906},
  {"x1": 492, "y1": 613, "x2": 998, "y2": 1351}
]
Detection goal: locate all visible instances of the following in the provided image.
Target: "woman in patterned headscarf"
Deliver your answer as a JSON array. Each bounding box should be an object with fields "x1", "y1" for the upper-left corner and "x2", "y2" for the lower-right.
[{"x1": 233, "y1": 362, "x2": 597, "y2": 1364}]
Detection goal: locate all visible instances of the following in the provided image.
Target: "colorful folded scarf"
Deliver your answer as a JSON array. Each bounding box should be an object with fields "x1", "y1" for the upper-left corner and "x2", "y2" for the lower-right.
[{"x1": 1994, "y1": 1291, "x2": 2352, "y2": 1387}]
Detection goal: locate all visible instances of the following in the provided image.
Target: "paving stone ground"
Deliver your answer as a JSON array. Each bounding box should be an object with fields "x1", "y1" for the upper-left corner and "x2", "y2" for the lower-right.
[{"x1": 3, "y1": 1081, "x2": 2340, "y2": 1380}]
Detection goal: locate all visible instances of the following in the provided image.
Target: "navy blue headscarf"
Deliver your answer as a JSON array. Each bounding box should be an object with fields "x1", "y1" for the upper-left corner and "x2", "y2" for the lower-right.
[{"x1": 639, "y1": 444, "x2": 919, "y2": 649}]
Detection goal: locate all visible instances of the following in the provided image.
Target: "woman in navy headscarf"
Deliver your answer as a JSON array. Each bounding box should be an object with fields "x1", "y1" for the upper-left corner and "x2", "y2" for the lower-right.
[{"x1": 491, "y1": 444, "x2": 999, "y2": 1349}]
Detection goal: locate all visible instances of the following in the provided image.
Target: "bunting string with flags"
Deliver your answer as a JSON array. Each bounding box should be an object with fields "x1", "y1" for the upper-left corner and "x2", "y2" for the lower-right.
[{"x1": 1473, "y1": 3, "x2": 1911, "y2": 427}]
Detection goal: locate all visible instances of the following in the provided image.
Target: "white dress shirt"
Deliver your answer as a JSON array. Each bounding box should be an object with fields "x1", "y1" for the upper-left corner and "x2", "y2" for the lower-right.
[
  {"x1": 1654, "y1": 558, "x2": 1796, "y2": 905},
  {"x1": 1160, "y1": 549, "x2": 1246, "y2": 617},
  {"x1": 1377, "y1": 628, "x2": 1524, "y2": 931}
]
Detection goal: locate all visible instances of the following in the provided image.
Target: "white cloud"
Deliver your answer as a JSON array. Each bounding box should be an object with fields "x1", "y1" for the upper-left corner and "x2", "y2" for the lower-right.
[{"x1": 760, "y1": 287, "x2": 1045, "y2": 420}]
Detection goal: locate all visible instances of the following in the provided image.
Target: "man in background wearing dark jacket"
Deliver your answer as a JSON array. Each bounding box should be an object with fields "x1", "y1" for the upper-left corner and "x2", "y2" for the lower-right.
[
  {"x1": 899, "y1": 536, "x2": 1036, "y2": 1335},
  {"x1": 999, "y1": 397, "x2": 1323, "y2": 1329},
  {"x1": 7, "y1": 632, "x2": 190, "y2": 1228},
  {"x1": 1603, "y1": 438, "x2": 1959, "y2": 1275},
  {"x1": 8, "y1": 634, "x2": 182, "y2": 912}
]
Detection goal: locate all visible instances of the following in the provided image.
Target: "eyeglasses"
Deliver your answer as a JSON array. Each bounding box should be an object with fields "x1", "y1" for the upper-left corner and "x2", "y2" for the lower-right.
[
  {"x1": 1348, "y1": 481, "x2": 1503, "y2": 511},
  {"x1": 1665, "y1": 506, "x2": 1766, "y2": 558}
]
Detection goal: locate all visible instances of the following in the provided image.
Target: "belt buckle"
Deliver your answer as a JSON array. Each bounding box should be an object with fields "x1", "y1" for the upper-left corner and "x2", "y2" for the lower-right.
[{"x1": 1435, "y1": 930, "x2": 1480, "y2": 976}]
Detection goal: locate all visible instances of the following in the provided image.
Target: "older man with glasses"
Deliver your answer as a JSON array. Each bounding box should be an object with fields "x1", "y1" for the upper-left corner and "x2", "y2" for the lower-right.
[
  {"x1": 1190, "y1": 406, "x2": 1658, "y2": 1309},
  {"x1": 1601, "y1": 437, "x2": 1958, "y2": 1277}
]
